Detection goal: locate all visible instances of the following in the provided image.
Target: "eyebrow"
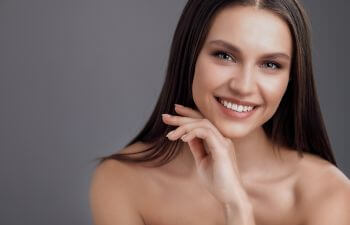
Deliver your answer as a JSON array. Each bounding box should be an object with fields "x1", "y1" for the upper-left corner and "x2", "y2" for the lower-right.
[{"x1": 208, "y1": 39, "x2": 291, "y2": 60}]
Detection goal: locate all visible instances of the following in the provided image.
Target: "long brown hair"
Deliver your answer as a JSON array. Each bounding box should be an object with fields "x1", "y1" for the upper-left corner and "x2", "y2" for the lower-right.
[{"x1": 96, "y1": 0, "x2": 337, "y2": 167}]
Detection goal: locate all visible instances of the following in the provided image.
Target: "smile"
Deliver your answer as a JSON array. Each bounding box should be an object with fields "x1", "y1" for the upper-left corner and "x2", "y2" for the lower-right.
[
  {"x1": 219, "y1": 99, "x2": 254, "y2": 112},
  {"x1": 215, "y1": 97, "x2": 259, "y2": 119}
]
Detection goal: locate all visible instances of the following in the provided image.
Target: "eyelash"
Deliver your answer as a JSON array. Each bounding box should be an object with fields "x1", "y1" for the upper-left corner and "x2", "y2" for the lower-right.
[
  {"x1": 211, "y1": 51, "x2": 282, "y2": 70},
  {"x1": 212, "y1": 51, "x2": 235, "y2": 62}
]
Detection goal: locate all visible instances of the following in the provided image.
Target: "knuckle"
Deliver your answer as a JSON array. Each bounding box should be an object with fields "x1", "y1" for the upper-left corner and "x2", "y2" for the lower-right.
[
  {"x1": 203, "y1": 127, "x2": 212, "y2": 134},
  {"x1": 202, "y1": 118, "x2": 209, "y2": 123},
  {"x1": 201, "y1": 119, "x2": 216, "y2": 132},
  {"x1": 198, "y1": 128, "x2": 207, "y2": 137},
  {"x1": 201, "y1": 118, "x2": 211, "y2": 127},
  {"x1": 182, "y1": 125, "x2": 190, "y2": 133},
  {"x1": 172, "y1": 116, "x2": 179, "y2": 122}
]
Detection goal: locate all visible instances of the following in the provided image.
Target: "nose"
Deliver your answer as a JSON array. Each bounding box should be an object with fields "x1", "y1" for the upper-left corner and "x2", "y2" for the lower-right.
[{"x1": 228, "y1": 64, "x2": 255, "y2": 96}]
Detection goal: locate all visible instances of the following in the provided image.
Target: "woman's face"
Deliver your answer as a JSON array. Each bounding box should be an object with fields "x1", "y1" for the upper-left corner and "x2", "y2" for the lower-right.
[{"x1": 192, "y1": 5, "x2": 292, "y2": 139}]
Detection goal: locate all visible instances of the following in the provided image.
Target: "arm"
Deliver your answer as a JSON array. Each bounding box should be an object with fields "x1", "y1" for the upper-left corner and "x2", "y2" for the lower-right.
[
  {"x1": 89, "y1": 160, "x2": 145, "y2": 225},
  {"x1": 164, "y1": 105, "x2": 256, "y2": 225},
  {"x1": 223, "y1": 201, "x2": 256, "y2": 225}
]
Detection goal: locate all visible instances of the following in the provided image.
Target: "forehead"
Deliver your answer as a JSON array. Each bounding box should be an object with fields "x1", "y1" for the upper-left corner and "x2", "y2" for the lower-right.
[{"x1": 205, "y1": 5, "x2": 293, "y2": 56}]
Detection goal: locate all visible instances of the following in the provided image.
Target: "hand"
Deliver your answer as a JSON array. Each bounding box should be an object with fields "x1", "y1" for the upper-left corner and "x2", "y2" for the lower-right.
[{"x1": 162, "y1": 104, "x2": 250, "y2": 207}]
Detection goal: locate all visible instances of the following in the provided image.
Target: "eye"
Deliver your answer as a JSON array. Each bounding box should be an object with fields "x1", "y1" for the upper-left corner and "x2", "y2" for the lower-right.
[
  {"x1": 212, "y1": 51, "x2": 236, "y2": 62},
  {"x1": 262, "y1": 61, "x2": 282, "y2": 70}
]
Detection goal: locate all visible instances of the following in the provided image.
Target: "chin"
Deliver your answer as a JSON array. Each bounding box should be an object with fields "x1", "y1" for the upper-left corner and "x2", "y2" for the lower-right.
[{"x1": 215, "y1": 122, "x2": 256, "y2": 140}]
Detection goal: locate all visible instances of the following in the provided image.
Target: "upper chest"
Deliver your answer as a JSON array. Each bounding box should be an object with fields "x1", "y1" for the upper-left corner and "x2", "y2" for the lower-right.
[{"x1": 136, "y1": 170, "x2": 302, "y2": 225}]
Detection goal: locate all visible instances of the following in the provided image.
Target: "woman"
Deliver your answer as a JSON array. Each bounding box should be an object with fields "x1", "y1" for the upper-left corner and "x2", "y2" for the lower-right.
[{"x1": 90, "y1": 0, "x2": 350, "y2": 224}]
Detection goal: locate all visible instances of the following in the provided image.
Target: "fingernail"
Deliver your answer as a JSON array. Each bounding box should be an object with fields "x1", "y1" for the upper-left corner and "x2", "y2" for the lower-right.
[
  {"x1": 162, "y1": 114, "x2": 171, "y2": 118},
  {"x1": 175, "y1": 104, "x2": 184, "y2": 108}
]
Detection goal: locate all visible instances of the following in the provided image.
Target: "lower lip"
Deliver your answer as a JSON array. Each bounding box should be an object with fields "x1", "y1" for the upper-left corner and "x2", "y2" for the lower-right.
[{"x1": 215, "y1": 97, "x2": 258, "y2": 120}]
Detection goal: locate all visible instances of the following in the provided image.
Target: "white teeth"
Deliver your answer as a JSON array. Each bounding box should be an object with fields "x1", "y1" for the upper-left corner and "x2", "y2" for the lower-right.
[{"x1": 220, "y1": 99, "x2": 254, "y2": 113}]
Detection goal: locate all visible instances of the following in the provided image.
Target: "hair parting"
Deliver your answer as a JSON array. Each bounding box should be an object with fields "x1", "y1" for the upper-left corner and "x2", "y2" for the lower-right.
[{"x1": 94, "y1": 0, "x2": 336, "y2": 168}]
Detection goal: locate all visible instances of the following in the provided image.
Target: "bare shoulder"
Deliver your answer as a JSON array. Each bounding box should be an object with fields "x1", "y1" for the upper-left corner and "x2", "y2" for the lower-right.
[
  {"x1": 296, "y1": 152, "x2": 349, "y2": 190},
  {"x1": 89, "y1": 142, "x2": 149, "y2": 225},
  {"x1": 296, "y1": 153, "x2": 350, "y2": 225},
  {"x1": 91, "y1": 141, "x2": 151, "y2": 183}
]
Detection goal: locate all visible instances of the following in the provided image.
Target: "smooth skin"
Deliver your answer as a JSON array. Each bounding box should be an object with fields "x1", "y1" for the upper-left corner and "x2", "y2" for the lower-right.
[
  {"x1": 90, "y1": 5, "x2": 350, "y2": 225},
  {"x1": 164, "y1": 107, "x2": 255, "y2": 224}
]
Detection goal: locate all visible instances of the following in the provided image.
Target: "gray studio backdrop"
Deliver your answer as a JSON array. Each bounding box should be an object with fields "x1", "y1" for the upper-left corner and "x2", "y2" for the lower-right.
[{"x1": 0, "y1": 0, "x2": 348, "y2": 224}]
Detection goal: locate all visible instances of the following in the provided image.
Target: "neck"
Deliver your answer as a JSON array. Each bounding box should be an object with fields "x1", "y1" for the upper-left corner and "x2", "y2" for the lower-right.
[
  {"x1": 175, "y1": 127, "x2": 292, "y2": 181},
  {"x1": 231, "y1": 127, "x2": 284, "y2": 179}
]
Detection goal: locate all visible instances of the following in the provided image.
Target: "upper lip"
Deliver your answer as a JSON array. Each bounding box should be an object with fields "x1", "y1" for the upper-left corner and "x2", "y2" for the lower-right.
[{"x1": 216, "y1": 96, "x2": 259, "y2": 107}]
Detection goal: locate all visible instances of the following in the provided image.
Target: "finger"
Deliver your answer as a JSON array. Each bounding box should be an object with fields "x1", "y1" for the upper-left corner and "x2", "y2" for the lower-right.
[
  {"x1": 164, "y1": 111, "x2": 225, "y2": 143},
  {"x1": 174, "y1": 104, "x2": 204, "y2": 119},
  {"x1": 187, "y1": 137, "x2": 208, "y2": 168},
  {"x1": 166, "y1": 119, "x2": 202, "y2": 140},
  {"x1": 162, "y1": 114, "x2": 200, "y2": 127},
  {"x1": 166, "y1": 119, "x2": 220, "y2": 141},
  {"x1": 199, "y1": 119, "x2": 227, "y2": 143},
  {"x1": 181, "y1": 127, "x2": 223, "y2": 161},
  {"x1": 173, "y1": 118, "x2": 227, "y2": 144}
]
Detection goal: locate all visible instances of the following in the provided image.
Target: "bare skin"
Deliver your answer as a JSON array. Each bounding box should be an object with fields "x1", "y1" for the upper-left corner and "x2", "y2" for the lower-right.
[
  {"x1": 90, "y1": 5, "x2": 350, "y2": 225},
  {"x1": 91, "y1": 140, "x2": 349, "y2": 225}
]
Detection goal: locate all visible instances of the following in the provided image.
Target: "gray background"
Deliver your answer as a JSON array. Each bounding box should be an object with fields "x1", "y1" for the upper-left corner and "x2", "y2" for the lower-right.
[{"x1": 0, "y1": 0, "x2": 348, "y2": 224}]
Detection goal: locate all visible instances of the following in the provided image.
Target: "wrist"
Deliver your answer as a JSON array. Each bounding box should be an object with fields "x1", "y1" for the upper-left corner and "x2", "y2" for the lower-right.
[{"x1": 222, "y1": 201, "x2": 255, "y2": 225}]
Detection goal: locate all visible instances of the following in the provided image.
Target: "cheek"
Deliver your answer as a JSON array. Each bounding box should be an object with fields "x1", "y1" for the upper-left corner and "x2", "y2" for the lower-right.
[
  {"x1": 192, "y1": 58, "x2": 222, "y2": 101},
  {"x1": 260, "y1": 75, "x2": 289, "y2": 110}
]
